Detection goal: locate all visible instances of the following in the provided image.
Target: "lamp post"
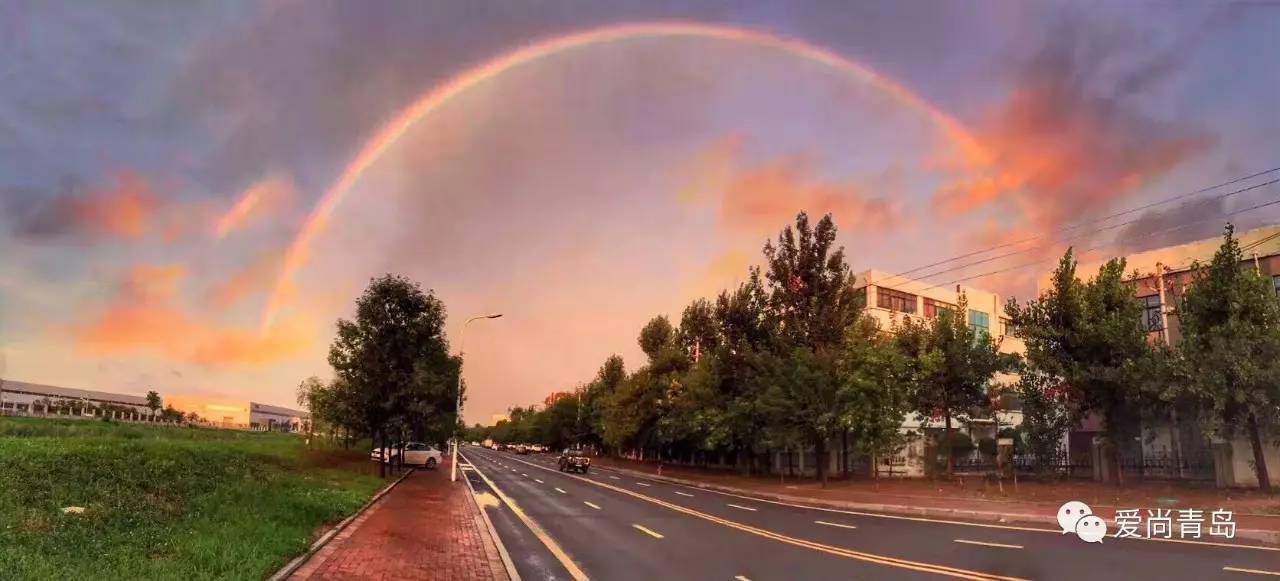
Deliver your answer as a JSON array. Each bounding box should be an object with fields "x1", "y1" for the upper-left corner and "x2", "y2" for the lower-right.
[{"x1": 452, "y1": 313, "x2": 503, "y2": 482}]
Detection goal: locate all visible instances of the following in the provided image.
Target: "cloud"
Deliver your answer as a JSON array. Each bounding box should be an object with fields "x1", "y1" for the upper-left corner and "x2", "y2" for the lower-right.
[
  {"x1": 6, "y1": 172, "x2": 162, "y2": 241},
  {"x1": 213, "y1": 176, "x2": 294, "y2": 239},
  {"x1": 205, "y1": 251, "x2": 283, "y2": 309},
  {"x1": 720, "y1": 155, "x2": 901, "y2": 237},
  {"x1": 73, "y1": 262, "x2": 313, "y2": 367},
  {"x1": 932, "y1": 17, "x2": 1213, "y2": 233},
  {"x1": 1114, "y1": 195, "x2": 1277, "y2": 254}
]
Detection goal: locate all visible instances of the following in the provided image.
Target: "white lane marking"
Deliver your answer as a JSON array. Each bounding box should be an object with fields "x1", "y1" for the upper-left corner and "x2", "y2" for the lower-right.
[
  {"x1": 535, "y1": 479, "x2": 544, "y2": 484},
  {"x1": 674, "y1": 491, "x2": 694, "y2": 497},
  {"x1": 521, "y1": 473, "x2": 528, "y2": 477},
  {"x1": 609, "y1": 475, "x2": 621, "y2": 480},
  {"x1": 459, "y1": 453, "x2": 587, "y2": 581},
  {"x1": 632, "y1": 524, "x2": 665, "y2": 539},
  {"x1": 953, "y1": 539, "x2": 1023, "y2": 550},
  {"x1": 1224, "y1": 567, "x2": 1280, "y2": 577},
  {"x1": 511, "y1": 469, "x2": 517, "y2": 472},
  {"x1": 555, "y1": 487, "x2": 567, "y2": 494},
  {"x1": 735, "y1": 576, "x2": 752, "y2": 581},
  {"x1": 816, "y1": 520, "x2": 858, "y2": 530},
  {"x1": 728, "y1": 503, "x2": 758, "y2": 512},
  {"x1": 636, "y1": 482, "x2": 651, "y2": 487},
  {"x1": 583, "y1": 501, "x2": 601, "y2": 510},
  {"x1": 673, "y1": 475, "x2": 1280, "y2": 553}
]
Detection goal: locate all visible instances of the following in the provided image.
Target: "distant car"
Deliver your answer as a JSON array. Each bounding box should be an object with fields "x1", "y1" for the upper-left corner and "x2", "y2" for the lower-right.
[
  {"x1": 558, "y1": 449, "x2": 590, "y2": 473},
  {"x1": 371, "y1": 442, "x2": 441, "y2": 468},
  {"x1": 515, "y1": 444, "x2": 530, "y2": 455}
]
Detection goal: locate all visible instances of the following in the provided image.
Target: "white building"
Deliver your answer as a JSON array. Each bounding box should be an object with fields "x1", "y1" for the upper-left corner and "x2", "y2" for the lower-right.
[{"x1": 0, "y1": 380, "x2": 153, "y2": 416}]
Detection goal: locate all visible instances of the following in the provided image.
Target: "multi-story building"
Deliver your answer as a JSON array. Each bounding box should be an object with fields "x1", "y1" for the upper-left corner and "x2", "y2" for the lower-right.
[{"x1": 1042, "y1": 224, "x2": 1280, "y2": 487}]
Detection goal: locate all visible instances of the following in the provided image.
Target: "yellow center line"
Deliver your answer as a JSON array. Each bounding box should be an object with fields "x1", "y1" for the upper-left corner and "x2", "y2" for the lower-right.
[
  {"x1": 500, "y1": 454, "x2": 1022, "y2": 581},
  {"x1": 816, "y1": 520, "x2": 858, "y2": 530},
  {"x1": 954, "y1": 539, "x2": 1023, "y2": 550},
  {"x1": 632, "y1": 524, "x2": 665, "y2": 539},
  {"x1": 1225, "y1": 567, "x2": 1280, "y2": 576},
  {"x1": 459, "y1": 452, "x2": 588, "y2": 581}
]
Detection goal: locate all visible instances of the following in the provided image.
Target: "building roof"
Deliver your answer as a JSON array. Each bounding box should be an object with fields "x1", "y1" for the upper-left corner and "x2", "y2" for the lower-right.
[
  {"x1": 0, "y1": 379, "x2": 149, "y2": 406},
  {"x1": 250, "y1": 401, "x2": 308, "y2": 418}
]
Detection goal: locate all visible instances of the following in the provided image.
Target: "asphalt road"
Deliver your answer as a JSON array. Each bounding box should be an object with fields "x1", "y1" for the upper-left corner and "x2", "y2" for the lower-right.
[{"x1": 460, "y1": 446, "x2": 1280, "y2": 581}]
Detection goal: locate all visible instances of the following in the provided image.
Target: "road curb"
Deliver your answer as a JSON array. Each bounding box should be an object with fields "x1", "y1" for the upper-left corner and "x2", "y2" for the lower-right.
[
  {"x1": 599, "y1": 463, "x2": 1280, "y2": 547},
  {"x1": 460, "y1": 457, "x2": 521, "y2": 581},
  {"x1": 267, "y1": 467, "x2": 415, "y2": 581}
]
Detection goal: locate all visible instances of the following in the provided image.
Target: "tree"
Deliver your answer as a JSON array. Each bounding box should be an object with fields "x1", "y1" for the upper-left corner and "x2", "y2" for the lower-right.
[
  {"x1": 908, "y1": 295, "x2": 1010, "y2": 476},
  {"x1": 757, "y1": 212, "x2": 861, "y2": 485},
  {"x1": 328, "y1": 274, "x2": 460, "y2": 478},
  {"x1": 839, "y1": 315, "x2": 912, "y2": 478},
  {"x1": 584, "y1": 355, "x2": 626, "y2": 450},
  {"x1": 1016, "y1": 368, "x2": 1072, "y2": 476},
  {"x1": 1176, "y1": 225, "x2": 1280, "y2": 491},
  {"x1": 145, "y1": 391, "x2": 162, "y2": 415},
  {"x1": 1006, "y1": 249, "x2": 1152, "y2": 484}
]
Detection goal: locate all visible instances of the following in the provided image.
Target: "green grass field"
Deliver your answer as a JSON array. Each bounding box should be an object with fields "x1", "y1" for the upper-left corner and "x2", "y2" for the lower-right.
[{"x1": 0, "y1": 417, "x2": 385, "y2": 580}]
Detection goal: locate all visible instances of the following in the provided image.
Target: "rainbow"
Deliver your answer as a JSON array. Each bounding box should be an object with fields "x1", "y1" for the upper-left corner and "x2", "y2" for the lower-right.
[{"x1": 261, "y1": 21, "x2": 984, "y2": 329}]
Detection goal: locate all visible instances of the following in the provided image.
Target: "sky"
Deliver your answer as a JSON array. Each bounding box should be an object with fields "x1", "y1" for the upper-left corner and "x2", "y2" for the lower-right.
[{"x1": 2, "y1": 0, "x2": 1278, "y2": 424}]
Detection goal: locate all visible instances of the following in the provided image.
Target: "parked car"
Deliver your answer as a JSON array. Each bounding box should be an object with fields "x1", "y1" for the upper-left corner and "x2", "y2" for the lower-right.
[
  {"x1": 558, "y1": 449, "x2": 590, "y2": 473},
  {"x1": 515, "y1": 444, "x2": 530, "y2": 455},
  {"x1": 370, "y1": 442, "x2": 442, "y2": 468}
]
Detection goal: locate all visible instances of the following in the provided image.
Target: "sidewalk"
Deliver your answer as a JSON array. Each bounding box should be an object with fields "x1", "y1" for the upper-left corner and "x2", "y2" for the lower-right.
[
  {"x1": 593, "y1": 456, "x2": 1280, "y2": 545},
  {"x1": 288, "y1": 460, "x2": 511, "y2": 581}
]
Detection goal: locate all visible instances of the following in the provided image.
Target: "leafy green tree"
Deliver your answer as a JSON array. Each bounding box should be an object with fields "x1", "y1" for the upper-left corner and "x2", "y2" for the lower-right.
[
  {"x1": 1016, "y1": 368, "x2": 1072, "y2": 476},
  {"x1": 328, "y1": 274, "x2": 460, "y2": 478},
  {"x1": 909, "y1": 295, "x2": 1010, "y2": 476},
  {"x1": 839, "y1": 315, "x2": 912, "y2": 478},
  {"x1": 1006, "y1": 250, "x2": 1152, "y2": 483},
  {"x1": 145, "y1": 391, "x2": 162, "y2": 415},
  {"x1": 1176, "y1": 226, "x2": 1280, "y2": 491},
  {"x1": 584, "y1": 355, "x2": 626, "y2": 450},
  {"x1": 756, "y1": 212, "x2": 860, "y2": 485}
]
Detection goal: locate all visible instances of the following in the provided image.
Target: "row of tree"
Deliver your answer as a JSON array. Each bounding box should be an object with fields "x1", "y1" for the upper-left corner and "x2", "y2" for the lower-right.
[
  {"x1": 299, "y1": 274, "x2": 462, "y2": 477},
  {"x1": 472, "y1": 214, "x2": 1280, "y2": 490}
]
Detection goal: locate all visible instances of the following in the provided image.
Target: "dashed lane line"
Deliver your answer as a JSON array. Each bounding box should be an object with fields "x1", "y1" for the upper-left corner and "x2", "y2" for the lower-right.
[
  {"x1": 459, "y1": 452, "x2": 587, "y2": 581},
  {"x1": 555, "y1": 487, "x2": 567, "y2": 494},
  {"x1": 674, "y1": 491, "x2": 694, "y2": 497},
  {"x1": 1224, "y1": 567, "x2": 1280, "y2": 577},
  {"x1": 815, "y1": 520, "x2": 857, "y2": 530},
  {"x1": 632, "y1": 524, "x2": 665, "y2": 539},
  {"x1": 584, "y1": 501, "x2": 602, "y2": 510},
  {"x1": 498, "y1": 453, "x2": 1022, "y2": 581},
  {"x1": 636, "y1": 482, "x2": 651, "y2": 487},
  {"x1": 953, "y1": 539, "x2": 1023, "y2": 550},
  {"x1": 728, "y1": 504, "x2": 758, "y2": 512}
]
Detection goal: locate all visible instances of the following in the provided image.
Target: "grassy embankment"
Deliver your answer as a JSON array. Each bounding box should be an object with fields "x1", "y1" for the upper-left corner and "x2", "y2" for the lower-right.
[{"x1": 0, "y1": 417, "x2": 385, "y2": 580}]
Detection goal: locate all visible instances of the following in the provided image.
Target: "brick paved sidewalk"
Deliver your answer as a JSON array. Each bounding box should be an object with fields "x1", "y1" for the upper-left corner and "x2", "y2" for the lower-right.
[{"x1": 289, "y1": 460, "x2": 510, "y2": 581}]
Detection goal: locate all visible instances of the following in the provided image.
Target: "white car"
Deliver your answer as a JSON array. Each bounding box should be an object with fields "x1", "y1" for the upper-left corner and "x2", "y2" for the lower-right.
[{"x1": 371, "y1": 442, "x2": 442, "y2": 468}]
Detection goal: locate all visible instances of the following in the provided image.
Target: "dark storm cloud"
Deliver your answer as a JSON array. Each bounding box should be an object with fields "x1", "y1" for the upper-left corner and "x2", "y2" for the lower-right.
[{"x1": 1114, "y1": 192, "x2": 1278, "y2": 254}]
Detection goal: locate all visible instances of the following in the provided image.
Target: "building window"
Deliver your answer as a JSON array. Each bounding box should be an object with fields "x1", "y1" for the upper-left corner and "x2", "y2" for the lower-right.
[
  {"x1": 1273, "y1": 275, "x2": 1280, "y2": 298},
  {"x1": 923, "y1": 298, "x2": 954, "y2": 319},
  {"x1": 877, "y1": 287, "x2": 917, "y2": 314},
  {"x1": 968, "y1": 310, "x2": 990, "y2": 336},
  {"x1": 1139, "y1": 295, "x2": 1163, "y2": 332}
]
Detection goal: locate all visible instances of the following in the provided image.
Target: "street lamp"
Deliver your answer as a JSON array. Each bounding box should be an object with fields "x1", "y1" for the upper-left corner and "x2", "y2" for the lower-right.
[{"x1": 452, "y1": 313, "x2": 503, "y2": 482}]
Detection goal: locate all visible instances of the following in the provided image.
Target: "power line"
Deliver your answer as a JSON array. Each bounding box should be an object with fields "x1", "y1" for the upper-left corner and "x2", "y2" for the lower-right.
[
  {"x1": 944, "y1": 194, "x2": 1280, "y2": 287},
  {"x1": 906, "y1": 178, "x2": 1279, "y2": 283},
  {"x1": 873, "y1": 166, "x2": 1280, "y2": 291}
]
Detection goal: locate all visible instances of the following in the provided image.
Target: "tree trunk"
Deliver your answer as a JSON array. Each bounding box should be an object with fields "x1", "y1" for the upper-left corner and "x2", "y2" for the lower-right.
[
  {"x1": 945, "y1": 410, "x2": 955, "y2": 477},
  {"x1": 1247, "y1": 413, "x2": 1272, "y2": 492},
  {"x1": 377, "y1": 430, "x2": 386, "y2": 479},
  {"x1": 816, "y1": 437, "x2": 828, "y2": 487},
  {"x1": 841, "y1": 429, "x2": 849, "y2": 478}
]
